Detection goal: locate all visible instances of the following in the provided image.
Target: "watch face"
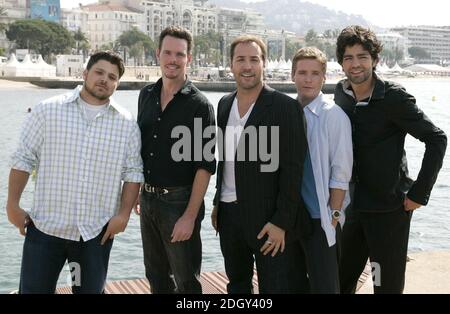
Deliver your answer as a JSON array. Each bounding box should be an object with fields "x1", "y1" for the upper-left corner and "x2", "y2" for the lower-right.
[{"x1": 332, "y1": 211, "x2": 340, "y2": 219}]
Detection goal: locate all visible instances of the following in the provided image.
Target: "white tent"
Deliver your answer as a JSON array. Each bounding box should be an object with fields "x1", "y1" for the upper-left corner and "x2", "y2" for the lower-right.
[
  {"x1": 390, "y1": 62, "x2": 403, "y2": 72},
  {"x1": 327, "y1": 61, "x2": 342, "y2": 72},
  {"x1": 286, "y1": 59, "x2": 292, "y2": 71},
  {"x1": 1, "y1": 53, "x2": 56, "y2": 77},
  {"x1": 267, "y1": 59, "x2": 276, "y2": 70},
  {"x1": 377, "y1": 62, "x2": 391, "y2": 74},
  {"x1": 36, "y1": 55, "x2": 56, "y2": 77},
  {"x1": 1, "y1": 53, "x2": 25, "y2": 76},
  {"x1": 21, "y1": 54, "x2": 39, "y2": 76}
]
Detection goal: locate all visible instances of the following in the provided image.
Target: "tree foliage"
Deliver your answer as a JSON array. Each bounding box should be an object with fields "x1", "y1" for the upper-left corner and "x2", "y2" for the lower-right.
[
  {"x1": 0, "y1": 7, "x2": 7, "y2": 32},
  {"x1": 6, "y1": 19, "x2": 74, "y2": 60},
  {"x1": 117, "y1": 27, "x2": 155, "y2": 62},
  {"x1": 285, "y1": 39, "x2": 303, "y2": 61},
  {"x1": 381, "y1": 47, "x2": 404, "y2": 65},
  {"x1": 72, "y1": 28, "x2": 90, "y2": 57},
  {"x1": 193, "y1": 31, "x2": 221, "y2": 66},
  {"x1": 408, "y1": 46, "x2": 430, "y2": 61}
]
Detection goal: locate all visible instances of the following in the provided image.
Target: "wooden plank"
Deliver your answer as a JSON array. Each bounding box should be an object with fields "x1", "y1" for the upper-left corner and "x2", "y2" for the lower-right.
[{"x1": 54, "y1": 261, "x2": 371, "y2": 294}]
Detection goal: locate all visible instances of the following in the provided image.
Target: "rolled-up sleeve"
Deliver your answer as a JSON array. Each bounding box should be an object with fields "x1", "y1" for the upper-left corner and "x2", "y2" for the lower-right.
[
  {"x1": 10, "y1": 106, "x2": 45, "y2": 174},
  {"x1": 122, "y1": 123, "x2": 144, "y2": 183},
  {"x1": 328, "y1": 107, "x2": 353, "y2": 191}
]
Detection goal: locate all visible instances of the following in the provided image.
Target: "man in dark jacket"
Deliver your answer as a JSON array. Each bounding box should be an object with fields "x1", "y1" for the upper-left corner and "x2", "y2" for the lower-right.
[
  {"x1": 210, "y1": 35, "x2": 308, "y2": 293},
  {"x1": 334, "y1": 25, "x2": 447, "y2": 294}
]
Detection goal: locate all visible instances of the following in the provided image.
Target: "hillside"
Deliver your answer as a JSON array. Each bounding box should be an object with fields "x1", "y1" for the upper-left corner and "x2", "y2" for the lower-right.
[{"x1": 209, "y1": 0, "x2": 377, "y2": 34}]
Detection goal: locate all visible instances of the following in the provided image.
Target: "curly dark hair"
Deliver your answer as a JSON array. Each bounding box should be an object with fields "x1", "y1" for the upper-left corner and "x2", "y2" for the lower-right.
[{"x1": 336, "y1": 25, "x2": 383, "y2": 69}]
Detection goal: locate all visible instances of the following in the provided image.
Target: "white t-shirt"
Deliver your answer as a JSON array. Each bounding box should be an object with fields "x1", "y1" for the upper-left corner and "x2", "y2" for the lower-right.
[
  {"x1": 79, "y1": 97, "x2": 108, "y2": 122},
  {"x1": 220, "y1": 97, "x2": 255, "y2": 202}
]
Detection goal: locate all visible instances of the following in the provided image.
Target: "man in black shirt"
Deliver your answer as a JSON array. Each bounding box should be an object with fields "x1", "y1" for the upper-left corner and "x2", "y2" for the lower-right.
[
  {"x1": 334, "y1": 25, "x2": 447, "y2": 294},
  {"x1": 137, "y1": 26, "x2": 216, "y2": 294}
]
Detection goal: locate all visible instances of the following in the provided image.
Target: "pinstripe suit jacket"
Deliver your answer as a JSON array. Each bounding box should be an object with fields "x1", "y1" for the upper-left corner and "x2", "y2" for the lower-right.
[{"x1": 213, "y1": 85, "x2": 310, "y2": 240}]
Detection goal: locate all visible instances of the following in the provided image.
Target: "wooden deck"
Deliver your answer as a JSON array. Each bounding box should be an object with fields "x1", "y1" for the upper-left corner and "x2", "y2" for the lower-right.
[{"x1": 54, "y1": 262, "x2": 371, "y2": 294}]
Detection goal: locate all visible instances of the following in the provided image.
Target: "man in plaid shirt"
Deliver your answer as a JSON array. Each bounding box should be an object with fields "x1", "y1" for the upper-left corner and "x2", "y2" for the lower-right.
[{"x1": 6, "y1": 51, "x2": 144, "y2": 294}]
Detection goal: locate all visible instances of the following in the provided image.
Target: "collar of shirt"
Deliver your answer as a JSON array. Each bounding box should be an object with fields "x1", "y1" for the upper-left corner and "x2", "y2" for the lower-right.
[
  {"x1": 341, "y1": 72, "x2": 386, "y2": 102},
  {"x1": 67, "y1": 85, "x2": 128, "y2": 117},
  {"x1": 304, "y1": 92, "x2": 326, "y2": 117},
  {"x1": 146, "y1": 77, "x2": 195, "y2": 97}
]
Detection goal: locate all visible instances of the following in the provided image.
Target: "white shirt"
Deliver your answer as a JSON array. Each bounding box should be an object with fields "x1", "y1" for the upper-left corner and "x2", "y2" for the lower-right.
[
  {"x1": 10, "y1": 86, "x2": 144, "y2": 241},
  {"x1": 79, "y1": 97, "x2": 108, "y2": 122},
  {"x1": 220, "y1": 97, "x2": 255, "y2": 202},
  {"x1": 303, "y1": 92, "x2": 353, "y2": 247}
]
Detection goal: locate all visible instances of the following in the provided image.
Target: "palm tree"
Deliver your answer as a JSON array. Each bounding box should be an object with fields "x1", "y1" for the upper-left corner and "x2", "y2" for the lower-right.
[
  {"x1": 0, "y1": 7, "x2": 8, "y2": 32},
  {"x1": 72, "y1": 28, "x2": 90, "y2": 58}
]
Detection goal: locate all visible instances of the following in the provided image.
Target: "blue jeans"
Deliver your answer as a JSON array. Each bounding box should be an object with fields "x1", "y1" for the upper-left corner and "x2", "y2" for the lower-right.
[
  {"x1": 140, "y1": 186, "x2": 204, "y2": 294},
  {"x1": 19, "y1": 222, "x2": 113, "y2": 294}
]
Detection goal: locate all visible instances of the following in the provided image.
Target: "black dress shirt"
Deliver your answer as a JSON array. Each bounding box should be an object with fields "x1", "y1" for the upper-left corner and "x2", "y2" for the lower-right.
[{"x1": 138, "y1": 78, "x2": 216, "y2": 187}]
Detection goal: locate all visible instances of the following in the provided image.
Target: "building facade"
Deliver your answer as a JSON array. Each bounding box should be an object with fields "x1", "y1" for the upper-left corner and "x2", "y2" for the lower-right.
[
  {"x1": 61, "y1": 7, "x2": 88, "y2": 33},
  {"x1": 80, "y1": 2, "x2": 145, "y2": 51},
  {"x1": 390, "y1": 26, "x2": 450, "y2": 64},
  {"x1": 0, "y1": 0, "x2": 28, "y2": 50},
  {"x1": 377, "y1": 32, "x2": 408, "y2": 62}
]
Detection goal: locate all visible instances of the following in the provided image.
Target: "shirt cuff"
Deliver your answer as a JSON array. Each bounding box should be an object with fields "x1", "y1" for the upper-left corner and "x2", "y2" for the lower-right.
[
  {"x1": 329, "y1": 178, "x2": 349, "y2": 191},
  {"x1": 122, "y1": 172, "x2": 145, "y2": 183},
  {"x1": 10, "y1": 160, "x2": 34, "y2": 174}
]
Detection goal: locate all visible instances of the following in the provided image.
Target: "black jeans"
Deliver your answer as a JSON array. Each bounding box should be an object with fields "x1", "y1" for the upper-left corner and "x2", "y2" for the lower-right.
[
  {"x1": 339, "y1": 206, "x2": 412, "y2": 294},
  {"x1": 19, "y1": 223, "x2": 113, "y2": 294},
  {"x1": 291, "y1": 219, "x2": 341, "y2": 294},
  {"x1": 218, "y1": 201, "x2": 294, "y2": 294},
  {"x1": 140, "y1": 186, "x2": 203, "y2": 294}
]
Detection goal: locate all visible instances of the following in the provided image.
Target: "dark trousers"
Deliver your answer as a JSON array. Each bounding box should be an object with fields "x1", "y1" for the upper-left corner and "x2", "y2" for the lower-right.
[
  {"x1": 218, "y1": 201, "x2": 294, "y2": 294},
  {"x1": 140, "y1": 187, "x2": 203, "y2": 294},
  {"x1": 19, "y1": 223, "x2": 113, "y2": 294},
  {"x1": 339, "y1": 207, "x2": 412, "y2": 294},
  {"x1": 291, "y1": 219, "x2": 340, "y2": 294}
]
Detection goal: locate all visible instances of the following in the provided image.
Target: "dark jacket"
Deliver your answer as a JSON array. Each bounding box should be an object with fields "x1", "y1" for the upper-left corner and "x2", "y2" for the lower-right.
[
  {"x1": 334, "y1": 76, "x2": 447, "y2": 212},
  {"x1": 213, "y1": 85, "x2": 311, "y2": 239}
]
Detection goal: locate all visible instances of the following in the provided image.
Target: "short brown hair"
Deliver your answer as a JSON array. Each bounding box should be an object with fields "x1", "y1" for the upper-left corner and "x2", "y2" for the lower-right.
[
  {"x1": 291, "y1": 47, "x2": 327, "y2": 75},
  {"x1": 159, "y1": 26, "x2": 193, "y2": 54},
  {"x1": 87, "y1": 50, "x2": 125, "y2": 78},
  {"x1": 230, "y1": 35, "x2": 267, "y2": 64},
  {"x1": 336, "y1": 25, "x2": 383, "y2": 69}
]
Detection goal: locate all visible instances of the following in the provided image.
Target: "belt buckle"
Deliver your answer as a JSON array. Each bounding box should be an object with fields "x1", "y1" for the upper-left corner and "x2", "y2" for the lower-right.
[
  {"x1": 144, "y1": 184, "x2": 169, "y2": 195},
  {"x1": 144, "y1": 183, "x2": 153, "y2": 193}
]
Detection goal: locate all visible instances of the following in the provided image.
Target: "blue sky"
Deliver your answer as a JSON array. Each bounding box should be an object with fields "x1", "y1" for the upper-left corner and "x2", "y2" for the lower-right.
[{"x1": 61, "y1": 0, "x2": 450, "y2": 28}]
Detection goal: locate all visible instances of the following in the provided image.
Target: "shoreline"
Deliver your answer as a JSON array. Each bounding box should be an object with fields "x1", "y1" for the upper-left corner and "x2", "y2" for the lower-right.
[
  {"x1": 357, "y1": 250, "x2": 450, "y2": 294},
  {"x1": 0, "y1": 78, "x2": 42, "y2": 89},
  {"x1": 2, "y1": 76, "x2": 449, "y2": 93}
]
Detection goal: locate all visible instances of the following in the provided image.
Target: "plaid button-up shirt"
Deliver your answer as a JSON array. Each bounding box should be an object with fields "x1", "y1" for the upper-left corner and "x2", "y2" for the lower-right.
[{"x1": 10, "y1": 86, "x2": 144, "y2": 241}]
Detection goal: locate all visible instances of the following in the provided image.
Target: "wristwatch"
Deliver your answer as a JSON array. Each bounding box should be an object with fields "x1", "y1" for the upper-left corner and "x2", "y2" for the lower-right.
[{"x1": 331, "y1": 209, "x2": 341, "y2": 220}]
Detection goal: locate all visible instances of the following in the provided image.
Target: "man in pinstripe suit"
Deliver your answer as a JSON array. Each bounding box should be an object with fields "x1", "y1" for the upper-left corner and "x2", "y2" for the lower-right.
[{"x1": 211, "y1": 35, "x2": 308, "y2": 294}]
